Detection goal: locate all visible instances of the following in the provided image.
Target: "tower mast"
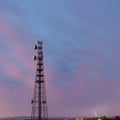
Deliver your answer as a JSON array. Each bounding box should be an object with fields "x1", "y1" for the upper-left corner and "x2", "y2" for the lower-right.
[{"x1": 31, "y1": 41, "x2": 48, "y2": 120}]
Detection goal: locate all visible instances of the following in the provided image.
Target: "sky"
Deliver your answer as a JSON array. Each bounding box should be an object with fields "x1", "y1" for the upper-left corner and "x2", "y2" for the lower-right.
[{"x1": 0, "y1": 0, "x2": 120, "y2": 118}]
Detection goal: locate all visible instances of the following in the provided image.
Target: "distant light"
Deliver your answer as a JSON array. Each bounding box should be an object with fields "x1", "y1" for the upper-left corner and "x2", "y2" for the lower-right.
[{"x1": 76, "y1": 117, "x2": 83, "y2": 120}]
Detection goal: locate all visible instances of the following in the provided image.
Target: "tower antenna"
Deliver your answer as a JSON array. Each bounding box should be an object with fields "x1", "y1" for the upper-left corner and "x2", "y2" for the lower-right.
[{"x1": 31, "y1": 41, "x2": 48, "y2": 120}]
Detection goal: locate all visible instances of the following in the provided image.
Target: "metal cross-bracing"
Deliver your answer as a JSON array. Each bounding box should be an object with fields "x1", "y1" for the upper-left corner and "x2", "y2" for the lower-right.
[{"x1": 31, "y1": 41, "x2": 48, "y2": 120}]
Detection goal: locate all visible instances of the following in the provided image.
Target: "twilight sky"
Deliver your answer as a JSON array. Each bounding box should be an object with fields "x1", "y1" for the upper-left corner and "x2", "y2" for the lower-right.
[{"x1": 0, "y1": 0, "x2": 120, "y2": 118}]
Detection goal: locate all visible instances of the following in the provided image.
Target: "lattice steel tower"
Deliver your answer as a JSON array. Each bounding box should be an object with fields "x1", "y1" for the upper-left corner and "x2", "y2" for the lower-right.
[{"x1": 31, "y1": 41, "x2": 48, "y2": 120}]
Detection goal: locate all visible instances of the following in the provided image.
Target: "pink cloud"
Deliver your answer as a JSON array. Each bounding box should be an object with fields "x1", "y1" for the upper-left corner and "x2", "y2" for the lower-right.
[
  {"x1": 0, "y1": 17, "x2": 35, "y2": 72},
  {"x1": 0, "y1": 18, "x2": 36, "y2": 117},
  {"x1": 0, "y1": 85, "x2": 33, "y2": 117}
]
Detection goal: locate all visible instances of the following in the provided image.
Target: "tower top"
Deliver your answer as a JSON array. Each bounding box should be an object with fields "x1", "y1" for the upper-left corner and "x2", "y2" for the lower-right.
[
  {"x1": 35, "y1": 40, "x2": 43, "y2": 45},
  {"x1": 34, "y1": 40, "x2": 43, "y2": 50},
  {"x1": 37, "y1": 40, "x2": 42, "y2": 44}
]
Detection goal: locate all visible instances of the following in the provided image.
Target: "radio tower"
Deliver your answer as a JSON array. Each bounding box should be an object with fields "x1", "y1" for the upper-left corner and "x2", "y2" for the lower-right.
[{"x1": 31, "y1": 41, "x2": 48, "y2": 120}]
